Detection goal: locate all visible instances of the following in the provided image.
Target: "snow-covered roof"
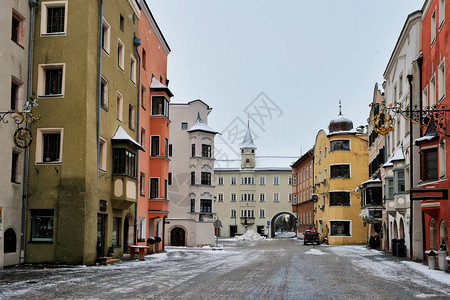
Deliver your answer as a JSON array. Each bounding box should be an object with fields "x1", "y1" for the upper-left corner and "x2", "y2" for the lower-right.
[
  {"x1": 240, "y1": 126, "x2": 256, "y2": 149},
  {"x1": 413, "y1": 134, "x2": 438, "y2": 146},
  {"x1": 150, "y1": 76, "x2": 173, "y2": 97},
  {"x1": 327, "y1": 129, "x2": 358, "y2": 136},
  {"x1": 360, "y1": 178, "x2": 382, "y2": 186},
  {"x1": 215, "y1": 156, "x2": 298, "y2": 171},
  {"x1": 112, "y1": 126, "x2": 143, "y2": 150},
  {"x1": 383, "y1": 147, "x2": 404, "y2": 167},
  {"x1": 188, "y1": 113, "x2": 219, "y2": 134}
]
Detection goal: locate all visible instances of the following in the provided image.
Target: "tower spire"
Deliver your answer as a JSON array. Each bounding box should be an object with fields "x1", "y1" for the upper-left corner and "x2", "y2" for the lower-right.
[{"x1": 338, "y1": 99, "x2": 342, "y2": 116}]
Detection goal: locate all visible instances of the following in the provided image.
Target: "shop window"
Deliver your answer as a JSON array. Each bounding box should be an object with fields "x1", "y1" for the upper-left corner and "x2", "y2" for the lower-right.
[
  {"x1": 31, "y1": 209, "x2": 54, "y2": 242},
  {"x1": 330, "y1": 221, "x2": 351, "y2": 236},
  {"x1": 112, "y1": 217, "x2": 121, "y2": 247}
]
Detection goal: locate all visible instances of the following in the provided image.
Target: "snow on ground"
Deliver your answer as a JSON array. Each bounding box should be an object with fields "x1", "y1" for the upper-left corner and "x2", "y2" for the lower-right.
[
  {"x1": 235, "y1": 230, "x2": 266, "y2": 241},
  {"x1": 274, "y1": 231, "x2": 296, "y2": 238},
  {"x1": 329, "y1": 245, "x2": 450, "y2": 297},
  {"x1": 305, "y1": 249, "x2": 326, "y2": 255}
]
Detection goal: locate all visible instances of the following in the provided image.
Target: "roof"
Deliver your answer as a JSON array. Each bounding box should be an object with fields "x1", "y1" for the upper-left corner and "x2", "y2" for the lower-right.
[
  {"x1": 112, "y1": 126, "x2": 143, "y2": 150},
  {"x1": 383, "y1": 147, "x2": 404, "y2": 167},
  {"x1": 188, "y1": 113, "x2": 219, "y2": 134},
  {"x1": 150, "y1": 76, "x2": 174, "y2": 97},
  {"x1": 240, "y1": 125, "x2": 256, "y2": 149},
  {"x1": 215, "y1": 156, "x2": 299, "y2": 171}
]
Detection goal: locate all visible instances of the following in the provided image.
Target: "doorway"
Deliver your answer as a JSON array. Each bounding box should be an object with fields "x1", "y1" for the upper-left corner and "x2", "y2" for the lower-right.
[
  {"x1": 170, "y1": 227, "x2": 185, "y2": 246},
  {"x1": 230, "y1": 225, "x2": 237, "y2": 237},
  {"x1": 97, "y1": 214, "x2": 107, "y2": 258}
]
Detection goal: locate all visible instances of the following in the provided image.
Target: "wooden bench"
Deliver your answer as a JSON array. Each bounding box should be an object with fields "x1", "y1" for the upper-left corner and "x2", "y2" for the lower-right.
[{"x1": 129, "y1": 245, "x2": 150, "y2": 261}]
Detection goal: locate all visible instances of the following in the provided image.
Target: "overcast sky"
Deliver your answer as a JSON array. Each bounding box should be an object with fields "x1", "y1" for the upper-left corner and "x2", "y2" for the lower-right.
[{"x1": 148, "y1": 0, "x2": 424, "y2": 158}]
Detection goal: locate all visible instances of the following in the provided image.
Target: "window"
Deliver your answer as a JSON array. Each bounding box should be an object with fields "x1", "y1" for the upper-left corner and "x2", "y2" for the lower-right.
[
  {"x1": 288, "y1": 193, "x2": 292, "y2": 202},
  {"x1": 259, "y1": 209, "x2": 266, "y2": 218},
  {"x1": 330, "y1": 221, "x2": 351, "y2": 236},
  {"x1": 168, "y1": 144, "x2": 173, "y2": 157},
  {"x1": 112, "y1": 148, "x2": 136, "y2": 177},
  {"x1": 164, "y1": 179, "x2": 168, "y2": 199},
  {"x1": 259, "y1": 193, "x2": 265, "y2": 202},
  {"x1": 201, "y1": 172, "x2": 211, "y2": 185},
  {"x1": 241, "y1": 177, "x2": 254, "y2": 185},
  {"x1": 330, "y1": 191, "x2": 350, "y2": 206},
  {"x1": 102, "y1": 18, "x2": 111, "y2": 54},
  {"x1": 399, "y1": 73, "x2": 403, "y2": 97},
  {"x1": 31, "y1": 209, "x2": 54, "y2": 242},
  {"x1": 38, "y1": 64, "x2": 65, "y2": 97},
  {"x1": 142, "y1": 49, "x2": 147, "y2": 70},
  {"x1": 181, "y1": 122, "x2": 188, "y2": 130},
  {"x1": 130, "y1": 55, "x2": 136, "y2": 83},
  {"x1": 438, "y1": 59, "x2": 445, "y2": 101},
  {"x1": 118, "y1": 39, "x2": 124, "y2": 70},
  {"x1": 231, "y1": 176, "x2": 237, "y2": 185},
  {"x1": 11, "y1": 150, "x2": 21, "y2": 183},
  {"x1": 273, "y1": 193, "x2": 280, "y2": 202},
  {"x1": 218, "y1": 193, "x2": 224, "y2": 202},
  {"x1": 430, "y1": 74, "x2": 436, "y2": 107},
  {"x1": 385, "y1": 178, "x2": 394, "y2": 199},
  {"x1": 191, "y1": 172, "x2": 195, "y2": 185},
  {"x1": 440, "y1": 0, "x2": 446, "y2": 28},
  {"x1": 99, "y1": 137, "x2": 106, "y2": 171},
  {"x1": 41, "y1": 1, "x2": 67, "y2": 35},
  {"x1": 288, "y1": 176, "x2": 292, "y2": 185},
  {"x1": 11, "y1": 77, "x2": 23, "y2": 111},
  {"x1": 231, "y1": 193, "x2": 236, "y2": 202},
  {"x1": 324, "y1": 169, "x2": 327, "y2": 181},
  {"x1": 140, "y1": 172, "x2": 145, "y2": 196},
  {"x1": 119, "y1": 14, "x2": 124, "y2": 31},
  {"x1": 168, "y1": 172, "x2": 172, "y2": 185},
  {"x1": 293, "y1": 194, "x2": 298, "y2": 204},
  {"x1": 36, "y1": 129, "x2": 63, "y2": 163},
  {"x1": 11, "y1": 10, "x2": 25, "y2": 46},
  {"x1": 421, "y1": 149, "x2": 438, "y2": 181},
  {"x1": 439, "y1": 141, "x2": 446, "y2": 178},
  {"x1": 231, "y1": 209, "x2": 236, "y2": 218},
  {"x1": 324, "y1": 147, "x2": 327, "y2": 157},
  {"x1": 200, "y1": 199, "x2": 212, "y2": 213},
  {"x1": 293, "y1": 175, "x2": 297, "y2": 185},
  {"x1": 128, "y1": 103, "x2": 135, "y2": 131},
  {"x1": 190, "y1": 199, "x2": 195, "y2": 212},
  {"x1": 432, "y1": 8, "x2": 437, "y2": 45},
  {"x1": 150, "y1": 178, "x2": 159, "y2": 199},
  {"x1": 165, "y1": 138, "x2": 169, "y2": 158},
  {"x1": 101, "y1": 76, "x2": 108, "y2": 110},
  {"x1": 422, "y1": 86, "x2": 429, "y2": 109},
  {"x1": 273, "y1": 176, "x2": 280, "y2": 185},
  {"x1": 330, "y1": 140, "x2": 350, "y2": 151},
  {"x1": 202, "y1": 144, "x2": 212, "y2": 158},
  {"x1": 112, "y1": 217, "x2": 121, "y2": 246},
  {"x1": 241, "y1": 210, "x2": 254, "y2": 218},
  {"x1": 241, "y1": 193, "x2": 254, "y2": 202},
  {"x1": 151, "y1": 136, "x2": 160, "y2": 156},
  {"x1": 141, "y1": 85, "x2": 146, "y2": 108},
  {"x1": 140, "y1": 128, "x2": 146, "y2": 149},
  {"x1": 218, "y1": 177, "x2": 224, "y2": 185},
  {"x1": 395, "y1": 169, "x2": 406, "y2": 193},
  {"x1": 259, "y1": 176, "x2": 266, "y2": 185},
  {"x1": 151, "y1": 96, "x2": 169, "y2": 118},
  {"x1": 330, "y1": 165, "x2": 350, "y2": 178},
  {"x1": 137, "y1": 217, "x2": 146, "y2": 242},
  {"x1": 116, "y1": 92, "x2": 123, "y2": 121},
  {"x1": 191, "y1": 144, "x2": 196, "y2": 157}
]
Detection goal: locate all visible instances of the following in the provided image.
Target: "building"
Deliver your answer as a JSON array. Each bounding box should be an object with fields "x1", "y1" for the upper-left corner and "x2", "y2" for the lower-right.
[
  {"x1": 214, "y1": 125, "x2": 298, "y2": 238},
  {"x1": 313, "y1": 107, "x2": 369, "y2": 245},
  {"x1": 359, "y1": 84, "x2": 386, "y2": 250},
  {"x1": 381, "y1": 10, "x2": 422, "y2": 259},
  {"x1": 416, "y1": 0, "x2": 449, "y2": 254},
  {"x1": 291, "y1": 148, "x2": 314, "y2": 235},
  {"x1": 25, "y1": 0, "x2": 142, "y2": 265},
  {"x1": 135, "y1": 0, "x2": 172, "y2": 252},
  {"x1": 0, "y1": 0, "x2": 35, "y2": 268},
  {"x1": 165, "y1": 100, "x2": 219, "y2": 247}
]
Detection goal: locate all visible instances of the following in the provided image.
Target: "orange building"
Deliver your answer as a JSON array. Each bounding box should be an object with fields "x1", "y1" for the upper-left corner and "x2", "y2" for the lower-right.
[{"x1": 136, "y1": 0, "x2": 172, "y2": 251}]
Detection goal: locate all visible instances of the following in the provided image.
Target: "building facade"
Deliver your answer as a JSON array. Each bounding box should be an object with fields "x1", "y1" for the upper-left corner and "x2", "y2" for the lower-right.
[
  {"x1": 314, "y1": 110, "x2": 369, "y2": 245},
  {"x1": 165, "y1": 100, "x2": 218, "y2": 247},
  {"x1": 214, "y1": 125, "x2": 297, "y2": 238},
  {"x1": 136, "y1": 0, "x2": 172, "y2": 252},
  {"x1": 291, "y1": 149, "x2": 314, "y2": 235},
  {"x1": 418, "y1": 0, "x2": 450, "y2": 253},
  {"x1": 25, "y1": 0, "x2": 142, "y2": 265}
]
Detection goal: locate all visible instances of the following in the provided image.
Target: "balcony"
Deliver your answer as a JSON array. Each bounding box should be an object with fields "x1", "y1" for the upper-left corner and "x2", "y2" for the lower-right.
[
  {"x1": 385, "y1": 195, "x2": 409, "y2": 215},
  {"x1": 111, "y1": 176, "x2": 137, "y2": 209},
  {"x1": 360, "y1": 207, "x2": 383, "y2": 223}
]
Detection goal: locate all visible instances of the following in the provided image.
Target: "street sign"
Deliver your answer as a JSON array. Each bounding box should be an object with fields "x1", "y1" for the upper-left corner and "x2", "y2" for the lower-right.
[
  {"x1": 310, "y1": 225, "x2": 317, "y2": 234},
  {"x1": 213, "y1": 219, "x2": 222, "y2": 229},
  {"x1": 267, "y1": 221, "x2": 270, "y2": 225}
]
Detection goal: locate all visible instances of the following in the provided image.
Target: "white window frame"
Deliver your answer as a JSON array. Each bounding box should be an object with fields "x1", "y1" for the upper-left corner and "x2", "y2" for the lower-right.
[
  {"x1": 231, "y1": 176, "x2": 237, "y2": 185},
  {"x1": 37, "y1": 63, "x2": 66, "y2": 98},
  {"x1": 118, "y1": 38, "x2": 125, "y2": 70},
  {"x1": 35, "y1": 128, "x2": 64, "y2": 164},
  {"x1": 273, "y1": 193, "x2": 280, "y2": 202},
  {"x1": 101, "y1": 76, "x2": 108, "y2": 110},
  {"x1": 259, "y1": 176, "x2": 266, "y2": 185},
  {"x1": 218, "y1": 193, "x2": 224, "y2": 202},
  {"x1": 259, "y1": 193, "x2": 265, "y2": 202},
  {"x1": 430, "y1": 74, "x2": 436, "y2": 107},
  {"x1": 231, "y1": 209, "x2": 236, "y2": 218},
  {"x1": 116, "y1": 91, "x2": 123, "y2": 122},
  {"x1": 422, "y1": 86, "x2": 429, "y2": 109},
  {"x1": 40, "y1": 1, "x2": 68, "y2": 36},
  {"x1": 273, "y1": 176, "x2": 280, "y2": 185},
  {"x1": 259, "y1": 209, "x2": 265, "y2": 218},
  {"x1": 439, "y1": 140, "x2": 446, "y2": 178},
  {"x1": 231, "y1": 193, "x2": 236, "y2": 202},
  {"x1": 439, "y1": 0, "x2": 445, "y2": 29},
  {"x1": 218, "y1": 177, "x2": 224, "y2": 185},
  {"x1": 99, "y1": 137, "x2": 107, "y2": 171},
  {"x1": 329, "y1": 220, "x2": 352, "y2": 237},
  {"x1": 432, "y1": 8, "x2": 437, "y2": 46},
  {"x1": 102, "y1": 18, "x2": 111, "y2": 54},
  {"x1": 130, "y1": 54, "x2": 137, "y2": 83},
  {"x1": 438, "y1": 59, "x2": 446, "y2": 102}
]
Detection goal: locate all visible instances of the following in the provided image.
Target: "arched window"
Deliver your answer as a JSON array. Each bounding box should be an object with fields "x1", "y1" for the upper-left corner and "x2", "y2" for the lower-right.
[{"x1": 4, "y1": 228, "x2": 17, "y2": 253}]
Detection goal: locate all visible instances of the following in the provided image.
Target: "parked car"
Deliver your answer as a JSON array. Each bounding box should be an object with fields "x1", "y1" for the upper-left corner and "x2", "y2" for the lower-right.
[{"x1": 304, "y1": 229, "x2": 320, "y2": 245}]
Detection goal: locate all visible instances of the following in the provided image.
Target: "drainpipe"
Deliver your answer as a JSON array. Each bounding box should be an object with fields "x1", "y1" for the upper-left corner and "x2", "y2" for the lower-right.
[
  {"x1": 407, "y1": 74, "x2": 414, "y2": 259},
  {"x1": 20, "y1": 0, "x2": 38, "y2": 263},
  {"x1": 133, "y1": 34, "x2": 142, "y2": 245},
  {"x1": 97, "y1": 0, "x2": 103, "y2": 188}
]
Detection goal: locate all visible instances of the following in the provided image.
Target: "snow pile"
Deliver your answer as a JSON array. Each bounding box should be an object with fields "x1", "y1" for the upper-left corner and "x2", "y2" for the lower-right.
[
  {"x1": 305, "y1": 249, "x2": 326, "y2": 256},
  {"x1": 235, "y1": 230, "x2": 266, "y2": 241}
]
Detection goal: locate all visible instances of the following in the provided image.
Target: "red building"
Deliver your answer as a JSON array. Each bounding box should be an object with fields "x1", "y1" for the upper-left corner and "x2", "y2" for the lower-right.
[
  {"x1": 136, "y1": 0, "x2": 172, "y2": 252},
  {"x1": 291, "y1": 149, "x2": 314, "y2": 235},
  {"x1": 417, "y1": 0, "x2": 450, "y2": 252}
]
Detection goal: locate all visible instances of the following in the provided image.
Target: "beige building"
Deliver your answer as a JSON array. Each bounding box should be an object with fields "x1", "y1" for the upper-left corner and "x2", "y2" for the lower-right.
[
  {"x1": 214, "y1": 125, "x2": 298, "y2": 237},
  {"x1": 166, "y1": 100, "x2": 219, "y2": 247},
  {"x1": 0, "y1": 0, "x2": 34, "y2": 268}
]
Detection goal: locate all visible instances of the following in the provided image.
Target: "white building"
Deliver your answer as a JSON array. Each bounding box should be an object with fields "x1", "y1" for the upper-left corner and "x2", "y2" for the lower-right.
[
  {"x1": 214, "y1": 125, "x2": 298, "y2": 237},
  {"x1": 381, "y1": 10, "x2": 422, "y2": 259},
  {"x1": 165, "y1": 100, "x2": 219, "y2": 247},
  {"x1": 0, "y1": 0, "x2": 34, "y2": 268}
]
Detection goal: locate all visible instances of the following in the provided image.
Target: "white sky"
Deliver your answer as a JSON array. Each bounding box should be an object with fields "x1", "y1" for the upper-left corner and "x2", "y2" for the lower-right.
[{"x1": 148, "y1": 0, "x2": 424, "y2": 155}]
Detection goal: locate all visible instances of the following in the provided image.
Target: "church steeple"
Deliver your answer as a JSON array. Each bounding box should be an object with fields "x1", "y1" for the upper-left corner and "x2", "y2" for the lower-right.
[{"x1": 240, "y1": 122, "x2": 256, "y2": 168}]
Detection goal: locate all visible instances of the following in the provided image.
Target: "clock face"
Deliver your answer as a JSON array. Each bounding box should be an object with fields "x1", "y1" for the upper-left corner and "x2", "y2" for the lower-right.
[{"x1": 14, "y1": 127, "x2": 33, "y2": 149}]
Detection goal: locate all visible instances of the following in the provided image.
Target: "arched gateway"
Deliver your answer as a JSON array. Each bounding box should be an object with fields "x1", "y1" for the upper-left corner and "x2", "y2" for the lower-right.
[{"x1": 270, "y1": 211, "x2": 298, "y2": 238}]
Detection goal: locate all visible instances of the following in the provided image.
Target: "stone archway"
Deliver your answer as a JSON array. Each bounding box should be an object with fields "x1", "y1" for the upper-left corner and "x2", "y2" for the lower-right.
[
  {"x1": 270, "y1": 211, "x2": 298, "y2": 238},
  {"x1": 169, "y1": 226, "x2": 187, "y2": 246}
]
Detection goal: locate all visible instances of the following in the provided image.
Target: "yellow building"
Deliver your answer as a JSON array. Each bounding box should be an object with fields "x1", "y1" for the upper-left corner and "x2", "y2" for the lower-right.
[{"x1": 314, "y1": 108, "x2": 368, "y2": 245}]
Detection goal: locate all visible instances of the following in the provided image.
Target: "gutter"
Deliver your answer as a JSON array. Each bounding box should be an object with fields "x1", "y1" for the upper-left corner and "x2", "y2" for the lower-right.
[{"x1": 407, "y1": 74, "x2": 414, "y2": 260}]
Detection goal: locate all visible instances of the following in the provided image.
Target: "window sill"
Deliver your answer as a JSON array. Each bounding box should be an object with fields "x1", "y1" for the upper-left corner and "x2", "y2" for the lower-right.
[
  {"x1": 41, "y1": 32, "x2": 66, "y2": 37},
  {"x1": 36, "y1": 161, "x2": 62, "y2": 165},
  {"x1": 102, "y1": 48, "x2": 110, "y2": 56},
  {"x1": 29, "y1": 240, "x2": 53, "y2": 244},
  {"x1": 38, "y1": 94, "x2": 64, "y2": 98},
  {"x1": 439, "y1": 94, "x2": 446, "y2": 103},
  {"x1": 12, "y1": 40, "x2": 25, "y2": 49},
  {"x1": 101, "y1": 106, "x2": 109, "y2": 112}
]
